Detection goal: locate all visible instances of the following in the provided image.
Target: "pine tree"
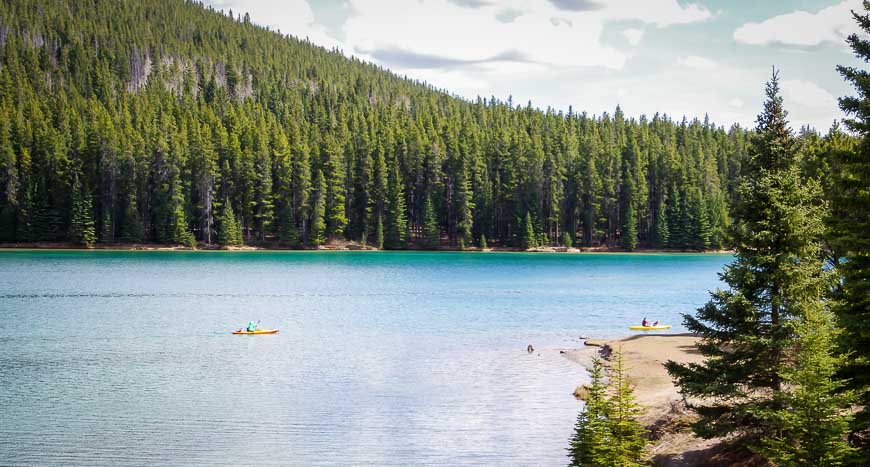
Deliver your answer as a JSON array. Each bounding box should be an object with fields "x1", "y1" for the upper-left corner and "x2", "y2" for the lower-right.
[
  {"x1": 520, "y1": 211, "x2": 536, "y2": 249},
  {"x1": 290, "y1": 120, "x2": 311, "y2": 245},
  {"x1": 310, "y1": 169, "x2": 327, "y2": 246},
  {"x1": 384, "y1": 157, "x2": 406, "y2": 249},
  {"x1": 758, "y1": 304, "x2": 856, "y2": 465},
  {"x1": 100, "y1": 208, "x2": 113, "y2": 243},
  {"x1": 569, "y1": 357, "x2": 612, "y2": 466},
  {"x1": 654, "y1": 199, "x2": 669, "y2": 248},
  {"x1": 563, "y1": 231, "x2": 573, "y2": 248},
  {"x1": 606, "y1": 348, "x2": 647, "y2": 465},
  {"x1": 621, "y1": 198, "x2": 638, "y2": 251},
  {"x1": 455, "y1": 157, "x2": 475, "y2": 247},
  {"x1": 119, "y1": 190, "x2": 144, "y2": 243},
  {"x1": 370, "y1": 143, "x2": 388, "y2": 245},
  {"x1": 422, "y1": 195, "x2": 439, "y2": 248},
  {"x1": 690, "y1": 188, "x2": 711, "y2": 250},
  {"x1": 169, "y1": 176, "x2": 196, "y2": 248},
  {"x1": 252, "y1": 131, "x2": 274, "y2": 241},
  {"x1": 375, "y1": 212, "x2": 384, "y2": 250},
  {"x1": 666, "y1": 185, "x2": 685, "y2": 249},
  {"x1": 666, "y1": 71, "x2": 828, "y2": 449},
  {"x1": 569, "y1": 350, "x2": 646, "y2": 466},
  {"x1": 323, "y1": 133, "x2": 348, "y2": 239},
  {"x1": 831, "y1": 1, "x2": 870, "y2": 440},
  {"x1": 479, "y1": 233, "x2": 487, "y2": 249},
  {"x1": 217, "y1": 200, "x2": 242, "y2": 247},
  {"x1": 69, "y1": 176, "x2": 96, "y2": 247}
]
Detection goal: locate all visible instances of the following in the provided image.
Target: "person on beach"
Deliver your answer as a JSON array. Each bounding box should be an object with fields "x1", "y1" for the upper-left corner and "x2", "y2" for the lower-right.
[
  {"x1": 247, "y1": 321, "x2": 257, "y2": 332},
  {"x1": 642, "y1": 317, "x2": 650, "y2": 327}
]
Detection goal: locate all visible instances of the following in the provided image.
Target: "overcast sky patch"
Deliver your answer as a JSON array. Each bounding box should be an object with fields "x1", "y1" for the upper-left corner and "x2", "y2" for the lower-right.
[{"x1": 547, "y1": 0, "x2": 603, "y2": 12}]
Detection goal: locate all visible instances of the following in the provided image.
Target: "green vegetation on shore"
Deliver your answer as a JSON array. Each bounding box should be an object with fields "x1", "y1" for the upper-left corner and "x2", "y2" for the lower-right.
[
  {"x1": 0, "y1": 0, "x2": 846, "y2": 252},
  {"x1": 570, "y1": 351, "x2": 646, "y2": 467},
  {"x1": 656, "y1": 4, "x2": 870, "y2": 465},
  {"x1": 666, "y1": 70, "x2": 856, "y2": 463},
  {"x1": 572, "y1": 4, "x2": 870, "y2": 464}
]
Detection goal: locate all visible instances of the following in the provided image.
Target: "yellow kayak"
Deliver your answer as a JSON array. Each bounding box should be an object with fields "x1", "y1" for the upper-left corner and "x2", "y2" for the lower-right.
[
  {"x1": 232, "y1": 329, "x2": 279, "y2": 335},
  {"x1": 628, "y1": 325, "x2": 671, "y2": 331}
]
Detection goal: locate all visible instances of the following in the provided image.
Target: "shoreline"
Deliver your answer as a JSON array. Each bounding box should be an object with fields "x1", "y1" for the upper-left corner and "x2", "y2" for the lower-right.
[
  {"x1": 0, "y1": 242, "x2": 733, "y2": 254},
  {"x1": 561, "y1": 333, "x2": 727, "y2": 465}
]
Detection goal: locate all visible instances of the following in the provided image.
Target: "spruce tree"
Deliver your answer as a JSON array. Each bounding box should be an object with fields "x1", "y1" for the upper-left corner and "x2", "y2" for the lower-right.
[
  {"x1": 666, "y1": 185, "x2": 685, "y2": 249},
  {"x1": 69, "y1": 176, "x2": 96, "y2": 247},
  {"x1": 606, "y1": 348, "x2": 646, "y2": 466},
  {"x1": 654, "y1": 199, "x2": 669, "y2": 248},
  {"x1": 384, "y1": 157, "x2": 406, "y2": 249},
  {"x1": 621, "y1": 199, "x2": 638, "y2": 251},
  {"x1": 310, "y1": 169, "x2": 327, "y2": 246},
  {"x1": 169, "y1": 176, "x2": 196, "y2": 248},
  {"x1": 520, "y1": 212, "x2": 536, "y2": 249},
  {"x1": 758, "y1": 304, "x2": 856, "y2": 465},
  {"x1": 479, "y1": 233, "x2": 487, "y2": 249},
  {"x1": 569, "y1": 350, "x2": 646, "y2": 466},
  {"x1": 690, "y1": 188, "x2": 711, "y2": 250},
  {"x1": 323, "y1": 134, "x2": 347, "y2": 239},
  {"x1": 569, "y1": 357, "x2": 611, "y2": 466},
  {"x1": 422, "y1": 195, "x2": 439, "y2": 248},
  {"x1": 217, "y1": 200, "x2": 242, "y2": 247},
  {"x1": 375, "y1": 212, "x2": 384, "y2": 250},
  {"x1": 100, "y1": 208, "x2": 113, "y2": 243},
  {"x1": 832, "y1": 1, "x2": 870, "y2": 439},
  {"x1": 666, "y1": 71, "x2": 829, "y2": 448},
  {"x1": 119, "y1": 191, "x2": 144, "y2": 243},
  {"x1": 563, "y1": 231, "x2": 573, "y2": 248}
]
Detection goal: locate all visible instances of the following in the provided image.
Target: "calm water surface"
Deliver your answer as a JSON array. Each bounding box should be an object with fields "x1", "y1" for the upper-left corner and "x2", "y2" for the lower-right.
[{"x1": 0, "y1": 251, "x2": 730, "y2": 465}]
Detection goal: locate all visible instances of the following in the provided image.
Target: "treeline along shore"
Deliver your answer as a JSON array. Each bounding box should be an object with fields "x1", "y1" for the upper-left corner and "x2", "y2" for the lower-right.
[{"x1": 0, "y1": 0, "x2": 854, "y2": 252}]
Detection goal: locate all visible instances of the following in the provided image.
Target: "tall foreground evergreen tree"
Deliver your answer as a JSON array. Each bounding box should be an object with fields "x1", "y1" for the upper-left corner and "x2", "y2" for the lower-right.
[
  {"x1": 666, "y1": 71, "x2": 829, "y2": 447},
  {"x1": 832, "y1": 1, "x2": 870, "y2": 439}
]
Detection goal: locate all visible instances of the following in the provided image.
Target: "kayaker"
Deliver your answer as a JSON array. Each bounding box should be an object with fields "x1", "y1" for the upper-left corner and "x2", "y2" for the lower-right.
[
  {"x1": 642, "y1": 317, "x2": 650, "y2": 327},
  {"x1": 247, "y1": 321, "x2": 257, "y2": 332},
  {"x1": 653, "y1": 320, "x2": 659, "y2": 327}
]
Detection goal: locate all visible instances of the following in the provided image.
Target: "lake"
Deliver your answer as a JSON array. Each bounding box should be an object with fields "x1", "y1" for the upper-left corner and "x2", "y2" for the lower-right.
[{"x1": 0, "y1": 250, "x2": 730, "y2": 465}]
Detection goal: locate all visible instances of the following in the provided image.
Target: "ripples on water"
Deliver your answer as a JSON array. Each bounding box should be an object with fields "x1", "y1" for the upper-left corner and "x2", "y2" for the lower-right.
[{"x1": 0, "y1": 251, "x2": 730, "y2": 465}]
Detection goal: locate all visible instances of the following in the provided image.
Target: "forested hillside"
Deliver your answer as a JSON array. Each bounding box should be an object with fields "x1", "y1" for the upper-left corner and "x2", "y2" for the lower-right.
[{"x1": 0, "y1": 0, "x2": 822, "y2": 249}]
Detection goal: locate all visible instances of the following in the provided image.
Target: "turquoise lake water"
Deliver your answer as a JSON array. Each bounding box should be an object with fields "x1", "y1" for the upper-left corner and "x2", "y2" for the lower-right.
[{"x1": 0, "y1": 250, "x2": 731, "y2": 465}]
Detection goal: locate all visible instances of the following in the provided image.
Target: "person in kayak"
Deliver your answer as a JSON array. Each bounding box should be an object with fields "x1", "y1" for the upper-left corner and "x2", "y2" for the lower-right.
[
  {"x1": 247, "y1": 321, "x2": 257, "y2": 332},
  {"x1": 642, "y1": 317, "x2": 650, "y2": 327}
]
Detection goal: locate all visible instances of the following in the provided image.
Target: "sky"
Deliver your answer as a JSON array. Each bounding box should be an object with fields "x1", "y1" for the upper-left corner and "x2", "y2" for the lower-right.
[{"x1": 204, "y1": 0, "x2": 866, "y2": 131}]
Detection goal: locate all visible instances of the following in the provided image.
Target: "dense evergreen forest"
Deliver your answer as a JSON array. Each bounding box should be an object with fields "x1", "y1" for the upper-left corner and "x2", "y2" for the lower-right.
[{"x1": 0, "y1": 0, "x2": 848, "y2": 249}]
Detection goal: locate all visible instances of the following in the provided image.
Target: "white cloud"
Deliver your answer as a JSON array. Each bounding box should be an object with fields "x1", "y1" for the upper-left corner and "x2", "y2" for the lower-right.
[
  {"x1": 200, "y1": 0, "x2": 848, "y2": 133},
  {"x1": 781, "y1": 79, "x2": 837, "y2": 108},
  {"x1": 676, "y1": 55, "x2": 718, "y2": 70},
  {"x1": 734, "y1": 0, "x2": 862, "y2": 48},
  {"x1": 204, "y1": 0, "x2": 343, "y2": 50},
  {"x1": 604, "y1": 0, "x2": 711, "y2": 27},
  {"x1": 622, "y1": 28, "x2": 644, "y2": 46},
  {"x1": 780, "y1": 79, "x2": 843, "y2": 130},
  {"x1": 343, "y1": 0, "x2": 626, "y2": 71}
]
